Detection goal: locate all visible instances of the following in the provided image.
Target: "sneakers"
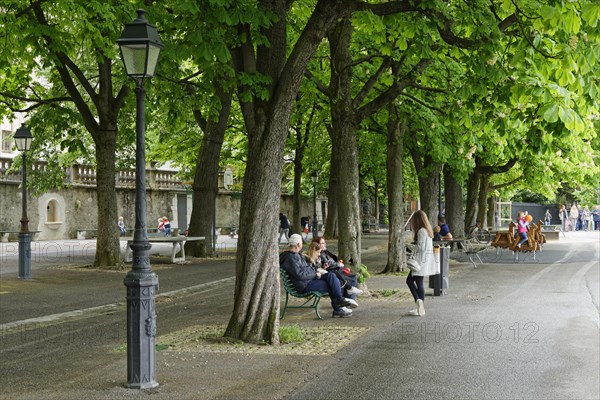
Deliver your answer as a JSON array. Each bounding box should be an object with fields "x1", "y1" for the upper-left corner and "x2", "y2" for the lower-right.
[
  {"x1": 334, "y1": 298, "x2": 351, "y2": 308},
  {"x1": 417, "y1": 299, "x2": 425, "y2": 316},
  {"x1": 346, "y1": 286, "x2": 363, "y2": 295},
  {"x1": 407, "y1": 309, "x2": 419, "y2": 316},
  {"x1": 332, "y1": 308, "x2": 352, "y2": 318},
  {"x1": 344, "y1": 298, "x2": 359, "y2": 309}
]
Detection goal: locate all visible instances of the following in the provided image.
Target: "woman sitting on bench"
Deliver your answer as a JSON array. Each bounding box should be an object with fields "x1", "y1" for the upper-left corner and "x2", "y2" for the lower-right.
[
  {"x1": 311, "y1": 236, "x2": 363, "y2": 298},
  {"x1": 279, "y1": 234, "x2": 354, "y2": 318}
]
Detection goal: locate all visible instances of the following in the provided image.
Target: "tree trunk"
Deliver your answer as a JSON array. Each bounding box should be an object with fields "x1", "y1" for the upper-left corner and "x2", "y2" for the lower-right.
[
  {"x1": 464, "y1": 170, "x2": 480, "y2": 235},
  {"x1": 225, "y1": 0, "x2": 345, "y2": 344},
  {"x1": 186, "y1": 84, "x2": 233, "y2": 257},
  {"x1": 487, "y1": 196, "x2": 496, "y2": 230},
  {"x1": 291, "y1": 105, "x2": 313, "y2": 235},
  {"x1": 328, "y1": 18, "x2": 361, "y2": 267},
  {"x1": 418, "y1": 163, "x2": 441, "y2": 226},
  {"x1": 93, "y1": 128, "x2": 121, "y2": 268},
  {"x1": 476, "y1": 174, "x2": 490, "y2": 228},
  {"x1": 383, "y1": 105, "x2": 405, "y2": 273},
  {"x1": 224, "y1": 119, "x2": 283, "y2": 344},
  {"x1": 444, "y1": 166, "x2": 464, "y2": 238},
  {"x1": 292, "y1": 153, "x2": 303, "y2": 235},
  {"x1": 324, "y1": 174, "x2": 338, "y2": 239},
  {"x1": 407, "y1": 134, "x2": 441, "y2": 225}
]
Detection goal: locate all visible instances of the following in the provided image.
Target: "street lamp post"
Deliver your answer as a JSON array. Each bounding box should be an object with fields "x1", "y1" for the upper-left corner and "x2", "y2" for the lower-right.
[
  {"x1": 311, "y1": 172, "x2": 319, "y2": 239},
  {"x1": 14, "y1": 125, "x2": 33, "y2": 279},
  {"x1": 117, "y1": 9, "x2": 163, "y2": 390}
]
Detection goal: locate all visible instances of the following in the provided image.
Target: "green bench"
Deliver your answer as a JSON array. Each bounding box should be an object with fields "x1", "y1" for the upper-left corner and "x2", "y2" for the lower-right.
[{"x1": 280, "y1": 267, "x2": 328, "y2": 320}]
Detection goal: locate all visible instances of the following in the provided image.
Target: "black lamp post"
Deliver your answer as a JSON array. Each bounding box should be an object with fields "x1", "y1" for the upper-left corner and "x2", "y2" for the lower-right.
[
  {"x1": 14, "y1": 124, "x2": 33, "y2": 279},
  {"x1": 117, "y1": 9, "x2": 163, "y2": 390},
  {"x1": 311, "y1": 172, "x2": 319, "y2": 239}
]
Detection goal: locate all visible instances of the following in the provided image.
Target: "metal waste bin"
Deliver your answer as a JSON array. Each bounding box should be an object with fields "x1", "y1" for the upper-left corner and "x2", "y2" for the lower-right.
[{"x1": 429, "y1": 246, "x2": 449, "y2": 296}]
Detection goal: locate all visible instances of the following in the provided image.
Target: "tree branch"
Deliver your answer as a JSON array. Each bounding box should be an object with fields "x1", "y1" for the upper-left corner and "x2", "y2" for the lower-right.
[{"x1": 399, "y1": 91, "x2": 444, "y2": 114}]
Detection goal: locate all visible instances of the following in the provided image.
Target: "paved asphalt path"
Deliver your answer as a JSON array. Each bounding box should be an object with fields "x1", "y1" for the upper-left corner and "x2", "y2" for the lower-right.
[
  {"x1": 288, "y1": 231, "x2": 600, "y2": 400},
  {"x1": 0, "y1": 231, "x2": 598, "y2": 399}
]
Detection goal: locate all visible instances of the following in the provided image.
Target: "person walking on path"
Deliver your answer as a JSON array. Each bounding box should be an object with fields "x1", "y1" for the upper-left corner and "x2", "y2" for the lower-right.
[
  {"x1": 592, "y1": 205, "x2": 600, "y2": 231},
  {"x1": 278, "y1": 213, "x2": 290, "y2": 243},
  {"x1": 559, "y1": 205, "x2": 568, "y2": 231},
  {"x1": 581, "y1": 206, "x2": 591, "y2": 231},
  {"x1": 570, "y1": 204, "x2": 579, "y2": 231},
  {"x1": 544, "y1": 210, "x2": 552, "y2": 226},
  {"x1": 405, "y1": 210, "x2": 439, "y2": 317}
]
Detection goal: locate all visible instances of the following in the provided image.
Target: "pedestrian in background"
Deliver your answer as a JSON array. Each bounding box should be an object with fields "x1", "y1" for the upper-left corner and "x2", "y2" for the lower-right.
[
  {"x1": 279, "y1": 212, "x2": 290, "y2": 244},
  {"x1": 118, "y1": 216, "x2": 126, "y2": 236},
  {"x1": 544, "y1": 210, "x2": 552, "y2": 226}
]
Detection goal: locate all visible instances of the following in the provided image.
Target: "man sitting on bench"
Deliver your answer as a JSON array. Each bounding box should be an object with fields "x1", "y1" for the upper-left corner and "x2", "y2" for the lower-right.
[{"x1": 280, "y1": 234, "x2": 353, "y2": 318}]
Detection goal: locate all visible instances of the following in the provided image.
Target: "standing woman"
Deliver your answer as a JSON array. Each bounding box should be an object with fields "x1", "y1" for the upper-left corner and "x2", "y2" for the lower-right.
[{"x1": 406, "y1": 210, "x2": 439, "y2": 316}]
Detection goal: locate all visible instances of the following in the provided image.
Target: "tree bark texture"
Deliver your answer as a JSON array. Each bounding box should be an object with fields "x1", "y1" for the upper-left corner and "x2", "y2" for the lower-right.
[
  {"x1": 476, "y1": 174, "x2": 491, "y2": 228},
  {"x1": 383, "y1": 105, "x2": 405, "y2": 273},
  {"x1": 409, "y1": 143, "x2": 441, "y2": 225},
  {"x1": 186, "y1": 83, "x2": 233, "y2": 257},
  {"x1": 324, "y1": 173, "x2": 339, "y2": 239},
  {"x1": 93, "y1": 127, "x2": 121, "y2": 268},
  {"x1": 225, "y1": 0, "x2": 346, "y2": 344},
  {"x1": 486, "y1": 196, "x2": 496, "y2": 230},
  {"x1": 328, "y1": 18, "x2": 362, "y2": 267},
  {"x1": 444, "y1": 166, "x2": 464, "y2": 239},
  {"x1": 464, "y1": 170, "x2": 480, "y2": 234},
  {"x1": 291, "y1": 105, "x2": 313, "y2": 235}
]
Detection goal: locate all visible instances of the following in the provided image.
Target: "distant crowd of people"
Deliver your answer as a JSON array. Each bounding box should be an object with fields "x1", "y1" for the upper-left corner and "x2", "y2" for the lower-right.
[{"x1": 558, "y1": 203, "x2": 600, "y2": 231}]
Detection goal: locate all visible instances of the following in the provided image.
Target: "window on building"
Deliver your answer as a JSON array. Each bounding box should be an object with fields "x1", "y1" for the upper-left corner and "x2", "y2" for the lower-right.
[{"x1": 2, "y1": 130, "x2": 13, "y2": 152}]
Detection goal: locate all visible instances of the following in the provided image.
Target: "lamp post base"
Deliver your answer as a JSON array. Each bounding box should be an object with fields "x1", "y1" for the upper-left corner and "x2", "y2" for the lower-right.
[
  {"x1": 124, "y1": 271, "x2": 159, "y2": 389},
  {"x1": 18, "y1": 232, "x2": 31, "y2": 279}
]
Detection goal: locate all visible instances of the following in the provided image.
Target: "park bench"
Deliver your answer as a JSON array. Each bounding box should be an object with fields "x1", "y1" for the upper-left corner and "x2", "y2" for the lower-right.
[
  {"x1": 76, "y1": 228, "x2": 97, "y2": 240},
  {"x1": 0, "y1": 230, "x2": 41, "y2": 242},
  {"x1": 279, "y1": 267, "x2": 328, "y2": 320},
  {"x1": 122, "y1": 235, "x2": 205, "y2": 264}
]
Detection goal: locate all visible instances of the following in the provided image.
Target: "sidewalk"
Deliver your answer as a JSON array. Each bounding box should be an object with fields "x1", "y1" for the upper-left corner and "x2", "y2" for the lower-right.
[{"x1": 1, "y1": 230, "x2": 598, "y2": 399}]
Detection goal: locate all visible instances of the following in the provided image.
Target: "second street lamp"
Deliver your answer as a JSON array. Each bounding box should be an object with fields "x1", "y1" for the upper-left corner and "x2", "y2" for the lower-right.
[
  {"x1": 14, "y1": 124, "x2": 33, "y2": 279},
  {"x1": 117, "y1": 9, "x2": 163, "y2": 390},
  {"x1": 311, "y1": 172, "x2": 319, "y2": 239}
]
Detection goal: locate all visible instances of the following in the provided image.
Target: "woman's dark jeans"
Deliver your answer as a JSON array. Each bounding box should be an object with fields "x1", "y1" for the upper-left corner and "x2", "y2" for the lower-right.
[{"x1": 406, "y1": 271, "x2": 425, "y2": 302}]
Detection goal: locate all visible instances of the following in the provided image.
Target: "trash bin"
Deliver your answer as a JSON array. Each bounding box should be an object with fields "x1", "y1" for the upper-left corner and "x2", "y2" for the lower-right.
[{"x1": 429, "y1": 246, "x2": 449, "y2": 296}]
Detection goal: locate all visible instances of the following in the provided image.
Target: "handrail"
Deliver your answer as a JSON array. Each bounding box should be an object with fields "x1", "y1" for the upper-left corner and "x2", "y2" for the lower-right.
[{"x1": 0, "y1": 156, "x2": 187, "y2": 190}]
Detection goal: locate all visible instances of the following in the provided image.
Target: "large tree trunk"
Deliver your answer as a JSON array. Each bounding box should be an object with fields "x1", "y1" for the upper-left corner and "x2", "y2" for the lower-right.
[
  {"x1": 186, "y1": 84, "x2": 233, "y2": 257},
  {"x1": 324, "y1": 174, "x2": 339, "y2": 238},
  {"x1": 418, "y1": 164, "x2": 441, "y2": 226},
  {"x1": 328, "y1": 18, "x2": 361, "y2": 267},
  {"x1": 94, "y1": 127, "x2": 121, "y2": 268},
  {"x1": 444, "y1": 166, "x2": 464, "y2": 238},
  {"x1": 324, "y1": 127, "x2": 339, "y2": 239},
  {"x1": 487, "y1": 196, "x2": 496, "y2": 230},
  {"x1": 464, "y1": 170, "x2": 480, "y2": 235},
  {"x1": 225, "y1": 0, "x2": 344, "y2": 344},
  {"x1": 291, "y1": 105, "x2": 314, "y2": 235},
  {"x1": 383, "y1": 105, "x2": 405, "y2": 273},
  {"x1": 476, "y1": 174, "x2": 491, "y2": 228}
]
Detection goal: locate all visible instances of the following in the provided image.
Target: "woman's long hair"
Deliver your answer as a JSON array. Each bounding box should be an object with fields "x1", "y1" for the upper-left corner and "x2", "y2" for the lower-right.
[
  {"x1": 410, "y1": 210, "x2": 434, "y2": 241},
  {"x1": 305, "y1": 242, "x2": 321, "y2": 265}
]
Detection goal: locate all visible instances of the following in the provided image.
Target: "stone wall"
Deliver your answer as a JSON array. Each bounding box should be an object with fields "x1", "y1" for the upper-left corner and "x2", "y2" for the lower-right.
[{"x1": 0, "y1": 182, "x2": 325, "y2": 240}]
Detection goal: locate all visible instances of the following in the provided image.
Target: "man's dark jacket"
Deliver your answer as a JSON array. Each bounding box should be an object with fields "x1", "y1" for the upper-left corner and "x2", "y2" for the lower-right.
[{"x1": 279, "y1": 250, "x2": 315, "y2": 293}]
